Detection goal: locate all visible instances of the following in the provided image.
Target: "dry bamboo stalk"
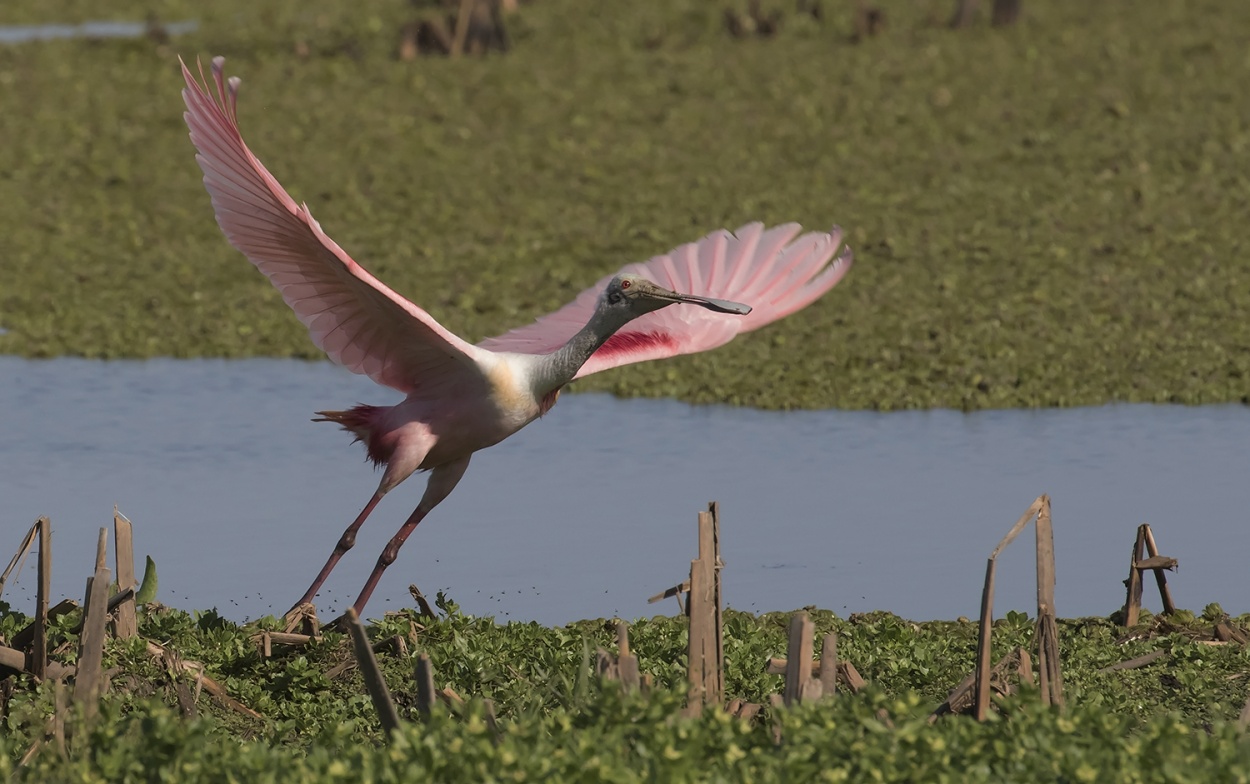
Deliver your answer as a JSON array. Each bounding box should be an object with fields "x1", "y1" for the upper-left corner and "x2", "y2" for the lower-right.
[
  {"x1": 12, "y1": 599, "x2": 78, "y2": 650},
  {"x1": 93, "y1": 527, "x2": 107, "y2": 571},
  {"x1": 595, "y1": 648, "x2": 617, "y2": 680},
  {"x1": 1017, "y1": 647, "x2": 1034, "y2": 687},
  {"x1": 415, "y1": 653, "x2": 436, "y2": 719},
  {"x1": 282, "y1": 603, "x2": 321, "y2": 637},
  {"x1": 1134, "y1": 555, "x2": 1178, "y2": 571},
  {"x1": 993, "y1": 497, "x2": 1044, "y2": 559},
  {"x1": 438, "y1": 686, "x2": 465, "y2": 707},
  {"x1": 1098, "y1": 649, "x2": 1166, "y2": 673},
  {"x1": 618, "y1": 654, "x2": 641, "y2": 693},
  {"x1": 408, "y1": 584, "x2": 437, "y2": 619},
  {"x1": 112, "y1": 509, "x2": 139, "y2": 639},
  {"x1": 0, "y1": 648, "x2": 74, "y2": 680},
  {"x1": 450, "y1": 0, "x2": 474, "y2": 57},
  {"x1": 819, "y1": 632, "x2": 839, "y2": 697},
  {"x1": 0, "y1": 646, "x2": 27, "y2": 671},
  {"x1": 695, "y1": 509, "x2": 719, "y2": 704},
  {"x1": 686, "y1": 555, "x2": 711, "y2": 710},
  {"x1": 973, "y1": 557, "x2": 996, "y2": 721},
  {"x1": 931, "y1": 649, "x2": 1023, "y2": 721},
  {"x1": 344, "y1": 608, "x2": 401, "y2": 736},
  {"x1": 646, "y1": 580, "x2": 689, "y2": 608},
  {"x1": 736, "y1": 702, "x2": 762, "y2": 721},
  {"x1": 783, "y1": 612, "x2": 814, "y2": 707},
  {"x1": 145, "y1": 640, "x2": 262, "y2": 719},
  {"x1": 1035, "y1": 496, "x2": 1064, "y2": 708},
  {"x1": 0, "y1": 519, "x2": 40, "y2": 600},
  {"x1": 74, "y1": 565, "x2": 112, "y2": 723},
  {"x1": 267, "y1": 632, "x2": 316, "y2": 646},
  {"x1": 107, "y1": 587, "x2": 135, "y2": 613},
  {"x1": 484, "y1": 698, "x2": 501, "y2": 740},
  {"x1": 836, "y1": 661, "x2": 864, "y2": 690},
  {"x1": 1123, "y1": 525, "x2": 1147, "y2": 626},
  {"x1": 34, "y1": 517, "x2": 51, "y2": 680},
  {"x1": 1140, "y1": 525, "x2": 1177, "y2": 614},
  {"x1": 1214, "y1": 623, "x2": 1249, "y2": 644},
  {"x1": 949, "y1": 0, "x2": 978, "y2": 28},
  {"x1": 17, "y1": 738, "x2": 41, "y2": 768},
  {"x1": 616, "y1": 620, "x2": 640, "y2": 692},
  {"x1": 52, "y1": 679, "x2": 67, "y2": 757},
  {"x1": 616, "y1": 619, "x2": 631, "y2": 658},
  {"x1": 707, "y1": 502, "x2": 724, "y2": 706},
  {"x1": 325, "y1": 659, "x2": 355, "y2": 680}
]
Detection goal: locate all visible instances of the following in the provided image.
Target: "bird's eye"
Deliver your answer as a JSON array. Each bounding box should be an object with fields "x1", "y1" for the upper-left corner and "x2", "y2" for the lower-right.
[{"x1": 620, "y1": 280, "x2": 631, "y2": 290}]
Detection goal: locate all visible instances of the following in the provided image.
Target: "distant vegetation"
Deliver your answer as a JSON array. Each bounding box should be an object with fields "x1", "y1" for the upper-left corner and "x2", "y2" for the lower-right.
[{"x1": 1, "y1": 0, "x2": 1247, "y2": 409}]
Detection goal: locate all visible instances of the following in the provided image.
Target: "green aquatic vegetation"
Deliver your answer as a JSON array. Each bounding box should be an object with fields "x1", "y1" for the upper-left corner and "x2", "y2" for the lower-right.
[
  {"x1": 2, "y1": 600, "x2": 1250, "y2": 781},
  {"x1": 1, "y1": 1, "x2": 1248, "y2": 409}
]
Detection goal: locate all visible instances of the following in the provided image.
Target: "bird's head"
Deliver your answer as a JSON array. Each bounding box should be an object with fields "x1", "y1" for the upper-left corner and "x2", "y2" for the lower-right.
[{"x1": 601, "y1": 274, "x2": 752, "y2": 318}]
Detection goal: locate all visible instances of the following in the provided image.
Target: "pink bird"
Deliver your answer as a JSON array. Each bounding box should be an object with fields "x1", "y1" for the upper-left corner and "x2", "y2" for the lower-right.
[{"x1": 180, "y1": 56, "x2": 854, "y2": 616}]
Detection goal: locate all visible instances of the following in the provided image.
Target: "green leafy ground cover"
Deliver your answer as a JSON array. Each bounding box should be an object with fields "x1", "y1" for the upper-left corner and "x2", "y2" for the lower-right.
[
  {"x1": 2, "y1": 599, "x2": 1250, "y2": 782},
  {"x1": 2, "y1": 1, "x2": 1249, "y2": 409}
]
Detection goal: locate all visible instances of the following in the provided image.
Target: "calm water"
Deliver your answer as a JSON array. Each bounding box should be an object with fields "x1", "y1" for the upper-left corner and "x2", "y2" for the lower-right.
[
  {"x1": 1, "y1": 357, "x2": 1247, "y2": 625},
  {"x1": 0, "y1": 20, "x2": 198, "y2": 45}
]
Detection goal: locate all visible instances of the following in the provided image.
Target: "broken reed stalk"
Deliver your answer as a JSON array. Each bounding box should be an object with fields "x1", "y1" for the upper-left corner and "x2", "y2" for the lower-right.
[
  {"x1": 450, "y1": 0, "x2": 474, "y2": 57},
  {"x1": 1123, "y1": 525, "x2": 1148, "y2": 627},
  {"x1": 783, "y1": 612, "x2": 817, "y2": 705},
  {"x1": 12, "y1": 600, "x2": 77, "y2": 651},
  {"x1": 708, "y1": 501, "x2": 724, "y2": 704},
  {"x1": 1098, "y1": 649, "x2": 1166, "y2": 673},
  {"x1": 616, "y1": 619, "x2": 641, "y2": 693},
  {"x1": 34, "y1": 517, "x2": 51, "y2": 680},
  {"x1": 646, "y1": 580, "x2": 689, "y2": 614},
  {"x1": 0, "y1": 518, "x2": 41, "y2": 600},
  {"x1": 1140, "y1": 526, "x2": 1176, "y2": 613},
  {"x1": 973, "y1": 557, "x2": 995, "y2": 721},
  {"x1": 415, "y1": 653, "x2": 436, "y2": 719},
  {"x1": 74, "y1": 542, "x2": 112, "y2": 724},
  {"x1": 112, "y1": 508, "x2": 139, "y2": 639},
  {"x1": 407, "y1": 584, "x2": 437, "y2": 619},
  {"x1": 685, "y1": 503, "x2": 724, "y2": 713},
  {"x1": 344, "y1": 608, "x2": 401, "y2": 736},
  {"x1": 973, "y1": 496, "x2": 1052, "y2": 721},
  {"x1": 145, "y1": 640, "x2": 261, "y2": 720},
  {"x1": 932, "y1": 648, "x2": 1029, "y2": 722},
  {"x1": 818, "y1": 632, "x2": 839, "y2": 697},
  {"x1": 1034, "y1": 497, "x2": 1064, "y2": 707}
]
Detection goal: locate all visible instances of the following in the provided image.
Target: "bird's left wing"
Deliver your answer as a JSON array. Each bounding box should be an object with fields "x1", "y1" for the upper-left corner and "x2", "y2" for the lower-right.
[
  {"x1": 181, "y1": 57, "x2": 488, "y2": 396},
  {"x1": 479, "y1": 223, "x2": 852, "y2": 378}
]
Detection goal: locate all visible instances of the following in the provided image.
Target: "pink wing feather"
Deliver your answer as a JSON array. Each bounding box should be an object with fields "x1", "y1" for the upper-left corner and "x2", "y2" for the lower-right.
[
  {"x1": 479, "y1": 223, "x2": 852, "y2": 378},
  {"x1": 180, "y1": 57, "x2": 486, "y2": 395}
]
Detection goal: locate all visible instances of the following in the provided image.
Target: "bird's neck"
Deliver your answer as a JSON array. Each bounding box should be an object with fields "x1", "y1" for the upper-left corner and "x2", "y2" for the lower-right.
[{"x1": 533, "y1": 307, "x2": 632, "y2": 395}]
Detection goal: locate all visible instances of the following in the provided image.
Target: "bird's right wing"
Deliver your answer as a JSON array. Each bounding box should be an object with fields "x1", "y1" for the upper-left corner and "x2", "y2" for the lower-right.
[
  {"x1": 479, "y1": 223, "x2": 852, "y2": 378},
  {"x1": 181, "y1": 56, "x2": 487, "y2": 396}
]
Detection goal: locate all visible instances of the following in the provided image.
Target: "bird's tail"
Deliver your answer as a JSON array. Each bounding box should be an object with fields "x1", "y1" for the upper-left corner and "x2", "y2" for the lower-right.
[{"x1": 313, "y1": 405, "x2": 390, "y2": 466}]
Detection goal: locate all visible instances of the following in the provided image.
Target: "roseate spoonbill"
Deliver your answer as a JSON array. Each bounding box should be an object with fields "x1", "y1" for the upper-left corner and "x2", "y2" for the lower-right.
[{"x1": 180, "y1": 56, "x2": 854, "y2": 615}]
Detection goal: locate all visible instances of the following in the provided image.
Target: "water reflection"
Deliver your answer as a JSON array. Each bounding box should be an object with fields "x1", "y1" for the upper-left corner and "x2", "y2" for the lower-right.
[{"x1": 0, "y1": 357, "x2": 1247, "y2": 625}]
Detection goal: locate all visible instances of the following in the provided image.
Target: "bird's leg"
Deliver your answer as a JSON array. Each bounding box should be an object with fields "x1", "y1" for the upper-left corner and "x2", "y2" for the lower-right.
[
  {"x1": 350, "y1": 456, "x2": 472, "y2": 616},
  {"x1": 291, "y1": 490, "x2": 385, "y2": 610}
]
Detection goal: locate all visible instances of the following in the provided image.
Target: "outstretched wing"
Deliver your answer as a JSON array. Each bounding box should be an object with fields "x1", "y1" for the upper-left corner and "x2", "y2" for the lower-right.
[
  {"x1": 479, "y1": 223, "x2": 852, "y2": 378},
  {"x1": 181, "y1": 56, "x2": 487, "y2": 396}
]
